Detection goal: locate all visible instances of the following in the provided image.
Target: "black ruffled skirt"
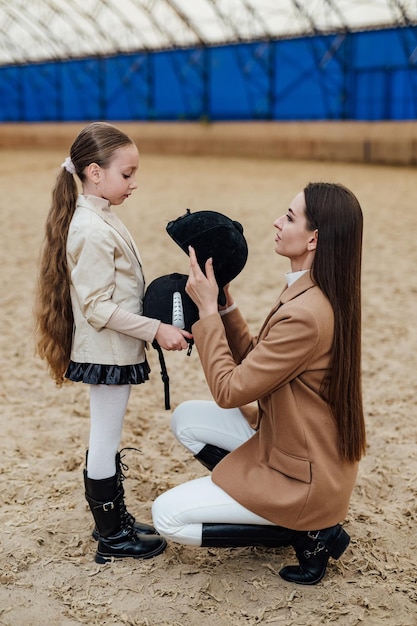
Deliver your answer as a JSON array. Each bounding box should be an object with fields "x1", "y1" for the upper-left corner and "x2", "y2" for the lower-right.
[{"x1": 65, "y1": 360, "x2": 150, "y2": 385}]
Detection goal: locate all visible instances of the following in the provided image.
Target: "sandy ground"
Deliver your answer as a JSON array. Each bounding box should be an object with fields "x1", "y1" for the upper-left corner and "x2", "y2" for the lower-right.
[{"x1": 0, "y1": 143, "x2": 416, "y2": 626}]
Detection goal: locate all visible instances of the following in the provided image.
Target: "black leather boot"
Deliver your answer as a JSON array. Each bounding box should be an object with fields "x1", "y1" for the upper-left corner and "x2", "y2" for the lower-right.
[
  {"x1": 85, "y1": 450, "x2": 157, "y2": 540},
  {"x1": 279, "y1": 524, "x2": 350, "y2": 585},
  {"x1": 194, "y1": 444, "x2": 230, "y2": 471},
  {"x1": 201, "y1": 523, "x2": 295, "y2": 548},
  {"x1": 84, "y1": 473, "x2": 166, "y2": 564}
]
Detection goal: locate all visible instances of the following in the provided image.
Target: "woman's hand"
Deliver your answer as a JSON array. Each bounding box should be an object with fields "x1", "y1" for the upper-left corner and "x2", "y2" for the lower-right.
[
  {"x1": 155, "y1": 323, "x2": 193, "y2": 351},
  {"x1": 218, "y1": 283, "x2": 234, "y2": 311},
  {"x1": 186, "y1": 246, "x2": 219, "y2": 319}
]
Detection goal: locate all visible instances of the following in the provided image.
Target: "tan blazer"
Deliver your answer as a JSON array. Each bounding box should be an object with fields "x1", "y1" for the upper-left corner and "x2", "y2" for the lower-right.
[
  {"x1": 66, "y1": 195, "x2": 157, "y2": 366},
  {"x1": 192, "y1": 273, "x2": 358, "y2": 531}
]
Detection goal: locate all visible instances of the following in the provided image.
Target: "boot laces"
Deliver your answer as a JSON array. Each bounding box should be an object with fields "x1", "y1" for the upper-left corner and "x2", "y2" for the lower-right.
[
  {"x1": 120, "y1": 505, "x2": 136, "y2": 528},
  {"x1": 118, "y1": 446, "x2": 142, "y2": 481},
  {"x1": 117, "y1": 447, "x2": 141, "y2": 529}
]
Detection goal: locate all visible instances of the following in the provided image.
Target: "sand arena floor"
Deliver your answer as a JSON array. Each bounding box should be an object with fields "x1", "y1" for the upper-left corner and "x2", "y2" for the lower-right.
[{"x1": 0, "y1": 140, "x2": 416, "y2": 625}]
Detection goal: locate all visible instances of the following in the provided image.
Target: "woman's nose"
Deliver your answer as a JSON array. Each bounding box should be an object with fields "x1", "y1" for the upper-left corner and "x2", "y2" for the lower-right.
[{"x1": 274, "y1": 215, "x2": 284, "y2": 229}]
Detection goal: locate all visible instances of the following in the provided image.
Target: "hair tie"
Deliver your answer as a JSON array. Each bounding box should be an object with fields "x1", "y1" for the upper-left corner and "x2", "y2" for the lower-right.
[{"x1": 61, "y1": 156, "x2": 76, "y2": 175}]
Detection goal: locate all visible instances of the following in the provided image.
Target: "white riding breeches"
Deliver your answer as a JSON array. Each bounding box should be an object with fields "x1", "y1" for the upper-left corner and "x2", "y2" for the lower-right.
[
  {"x1": 171, "y1": 399, "x2": 256, "y2": 455},
  {"x1": 152, "y1": 400, "x2": 274, "y2": 545}
]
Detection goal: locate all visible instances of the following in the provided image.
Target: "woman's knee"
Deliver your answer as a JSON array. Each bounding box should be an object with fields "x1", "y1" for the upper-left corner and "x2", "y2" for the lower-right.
[
  {"x1": 151, "y1": 492, "x2": 173, "y2": 538},
  {"x1": 171, "y1": 400, "x2": 210, "y2": 446},
  {"x1": 151, "y1": 491, "x2": 201, "y2": 546}
]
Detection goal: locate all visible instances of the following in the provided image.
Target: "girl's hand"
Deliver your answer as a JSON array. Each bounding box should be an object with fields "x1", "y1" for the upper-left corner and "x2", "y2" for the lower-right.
[
  {"x1": 186, "y1": 246, "x2": 219, "y2": 319},
  {"x1": 155, "y1": 323, "x2": 193, "y2": 351}
]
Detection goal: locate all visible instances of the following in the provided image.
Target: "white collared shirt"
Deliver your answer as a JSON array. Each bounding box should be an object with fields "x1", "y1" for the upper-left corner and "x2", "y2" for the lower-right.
[{"x1": 285, "y1": 269, "x2": 309, "y2": 287}]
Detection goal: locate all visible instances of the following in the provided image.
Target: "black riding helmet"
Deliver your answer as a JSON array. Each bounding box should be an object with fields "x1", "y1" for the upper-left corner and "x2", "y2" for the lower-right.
[{"x1": 166, "y1": 209, "x2": 248, "y2": 305}]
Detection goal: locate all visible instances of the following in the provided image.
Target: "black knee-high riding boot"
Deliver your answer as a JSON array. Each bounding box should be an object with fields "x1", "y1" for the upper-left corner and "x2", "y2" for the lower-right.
[
  {"x1": 85, "y1": 450, "x2": 157, "y2": 540},
  {"x1": 84, "y1": 473, "x2": 166, "y2": 564},
  {"x1": 201, "y1": 523, "x2": 295, "y2": 548},
  {"x1": 194, "y1": 444, "x2": 230, "y2": 471},
  {"x1": 279, "y1": 524, "x2": 350, "y2": 585}
]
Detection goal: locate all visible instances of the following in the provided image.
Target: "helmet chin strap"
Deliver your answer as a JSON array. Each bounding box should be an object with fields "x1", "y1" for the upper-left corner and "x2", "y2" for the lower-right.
[
  {"x1": 153, "y1": 345, "x2": 194, "y2": 411},
  {"x1": 152, "y1": 341, "x2": 170, "y2": 410}
]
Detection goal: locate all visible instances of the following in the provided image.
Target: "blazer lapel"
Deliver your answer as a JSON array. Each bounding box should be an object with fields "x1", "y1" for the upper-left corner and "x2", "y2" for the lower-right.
[
  {"x1": 257, "y1": 272, "x2": 316, "y2": 341},
  {"x1": 103, "y1": 214, "x2": 143, "y2": 266},
  {"x1": 78, "y1": 195, "x2": 143, "y2": 266}
]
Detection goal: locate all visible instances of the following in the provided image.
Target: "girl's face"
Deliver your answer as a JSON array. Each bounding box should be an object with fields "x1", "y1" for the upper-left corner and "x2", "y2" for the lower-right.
[
  {"x1": 274, "y1": 191, "x2": 318, "y2": 271},
  {"x1": 93, "y1": 144, "x2": 139, "y2": 205}
]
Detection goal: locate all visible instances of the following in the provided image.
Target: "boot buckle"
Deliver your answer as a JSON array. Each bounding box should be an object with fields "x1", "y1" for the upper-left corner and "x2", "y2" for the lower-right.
[
  {"x1": 102, "y1": 501, "x2": 115, "y2": 512},
  {"x1": 304, "y1": 530, "x2": 326, "y2": 559},
  {"x1": 304, "y1": 542, "x2": 326, "y2": 559},
  {"x1": 307, "y1": 530, "x2": 320, "y2": 541}
]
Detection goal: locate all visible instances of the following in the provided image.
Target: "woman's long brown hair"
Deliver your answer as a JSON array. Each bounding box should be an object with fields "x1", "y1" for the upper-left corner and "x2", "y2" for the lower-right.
[
  {"x1": 304, "y1": 182, "x2": 366, "y2": 463},
  {"x1": 34, "y1": 122, "x2": 134, "y2": 384}
]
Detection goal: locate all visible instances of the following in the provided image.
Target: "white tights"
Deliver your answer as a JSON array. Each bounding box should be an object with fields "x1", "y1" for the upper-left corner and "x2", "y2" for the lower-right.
[
  {"x1": 87, "y1": 384, "x2": 131, "y2": 480},
  {"x1": 152, "y1": 400, "x2": 274, "y2": 546}
]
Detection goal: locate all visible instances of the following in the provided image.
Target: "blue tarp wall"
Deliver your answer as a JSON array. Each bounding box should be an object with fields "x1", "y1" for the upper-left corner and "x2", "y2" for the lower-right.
[{"x1": 1, "y1": 26, "x2": 417, "y2": 122}]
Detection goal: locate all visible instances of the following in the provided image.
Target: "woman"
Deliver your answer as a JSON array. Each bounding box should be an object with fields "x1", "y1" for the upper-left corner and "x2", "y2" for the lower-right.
[{"x1": 152, "y1": 182, "x2": 366, "y2": 585}]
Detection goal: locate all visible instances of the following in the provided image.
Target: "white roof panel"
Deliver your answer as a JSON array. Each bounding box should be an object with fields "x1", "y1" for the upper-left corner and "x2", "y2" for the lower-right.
[{"x1": 0, "y1": 0, "x2": 415, "y2": 65}]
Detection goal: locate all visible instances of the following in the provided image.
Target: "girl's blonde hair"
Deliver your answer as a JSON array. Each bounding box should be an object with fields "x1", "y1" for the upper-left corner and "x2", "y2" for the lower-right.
[{"x1": 34, "y1": 122, "x2": 135, "y2": 384}]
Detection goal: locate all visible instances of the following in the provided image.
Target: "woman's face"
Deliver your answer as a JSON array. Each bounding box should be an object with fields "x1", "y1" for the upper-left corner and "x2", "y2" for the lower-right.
[{"x1": 274, "y1": 191, "x2": 318, "y2": 271}]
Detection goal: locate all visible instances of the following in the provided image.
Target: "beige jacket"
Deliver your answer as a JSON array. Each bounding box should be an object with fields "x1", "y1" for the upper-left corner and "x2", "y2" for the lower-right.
[
  {"x1": 66, "y1": 195, "x2": 159, "y2": 365},
  {"x1": 192, "y1": 273, "x2": 359, "y2": 531}
]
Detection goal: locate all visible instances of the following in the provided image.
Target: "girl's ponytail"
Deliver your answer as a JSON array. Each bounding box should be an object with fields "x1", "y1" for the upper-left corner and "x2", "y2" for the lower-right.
[{"x1": 34, "y1": 168, "x2": 78, "y2": 384}]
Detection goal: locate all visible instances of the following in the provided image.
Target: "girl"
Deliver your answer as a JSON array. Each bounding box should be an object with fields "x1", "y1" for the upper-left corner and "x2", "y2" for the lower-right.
[
  {"x1": 35, "y1": 122, "x2": 191, "y2": 564},
  {"x1": 152, "y1": 182, "x2": 366, "y2": 585}
]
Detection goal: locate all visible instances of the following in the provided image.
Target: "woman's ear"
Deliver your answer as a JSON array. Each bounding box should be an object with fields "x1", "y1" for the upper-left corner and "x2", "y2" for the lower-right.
[{"x1": 307, "y1": 229, "x2": 318, "y2": 251}]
